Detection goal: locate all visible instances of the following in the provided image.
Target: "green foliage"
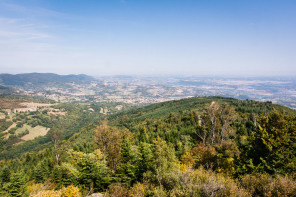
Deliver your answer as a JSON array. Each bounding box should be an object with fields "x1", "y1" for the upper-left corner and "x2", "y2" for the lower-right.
[
  {"x1": 26, "y1": 113, "x2": 53, "y2": 128},
  {"x1": 215, "y1": 141, "x2": 240, "y2": 175},
  {"x1": 16, "y1": 129, "x2": 29, "y2": 138},
  {"x1": 250, "y1": 109, "x2": 296, "y2": 175},
  {"x1": 8, "y1": 127, "x2": 17, "y2": 134},
  {"x1": 72, "y1": 142, "x2": 95, "y2": 154},
  {"x1": 0, "y1": 166, "x2": 11, "y2": 183},
  {"x1": 53, "y1": 163, "x2": 78, "y2": 188},
  {"x1": 0, "y1": 96, "x2": 296, "y2": 196},
  {"x1": 32, "y1": 159, "x2": 51, "y2": 183},
  {"x1": 116, "y1": 139, "x2": 138, "y2": 186},
  {"x1": 0, "y1": 120, "x2": 13, "y2": 132},
  {"x1": 143, "y1": 137, "x2": 178, "y2": 189},
  {"x1": 0, "y1": 102, "x2": 102, "y2": 160},
  {"x1": 137, "y1": 142, "x2": 153, "y2": 181},
  {"x1": 69, "y1": 149, "x2": 110, "y2": 192},
  {"x1": 3, "y1": 171, "x2": 28, "y2": 197}
]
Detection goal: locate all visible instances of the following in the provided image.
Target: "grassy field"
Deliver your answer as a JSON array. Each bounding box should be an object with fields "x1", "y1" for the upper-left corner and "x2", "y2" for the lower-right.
[
  {"x1": 20, "y1": 102, "x2": 54, "y2": 108},
  {"x1": 16, "y1": 124, "x2": 49, "y2": 141},
  {"x1": 0, "y1": 112, "x2": 5, "y2": 119}
]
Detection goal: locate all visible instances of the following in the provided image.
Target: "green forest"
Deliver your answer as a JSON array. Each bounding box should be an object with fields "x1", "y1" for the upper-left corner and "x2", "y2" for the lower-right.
[{"x1": 0, "y1": 96, "x2": 295, "y2": 196}]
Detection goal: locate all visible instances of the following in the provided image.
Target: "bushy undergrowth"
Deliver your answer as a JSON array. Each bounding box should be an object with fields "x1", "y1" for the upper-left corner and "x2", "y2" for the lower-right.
[{"x1": 241, "y1": 174, "x2": 296, "y2": 197}]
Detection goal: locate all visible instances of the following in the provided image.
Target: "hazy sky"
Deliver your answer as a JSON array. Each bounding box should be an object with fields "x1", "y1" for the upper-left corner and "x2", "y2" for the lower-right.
[{"x1": 0, "y1": 0, "x2": 295, "y2": 76}]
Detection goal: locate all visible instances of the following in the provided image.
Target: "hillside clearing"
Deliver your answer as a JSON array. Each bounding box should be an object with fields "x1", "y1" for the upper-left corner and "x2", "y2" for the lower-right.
[
  {"x1": 0, "y1": 112, "x2": 5, "y2": 119},
  {"x1": 15, "y1": 124, "x2": 50, "y2": 141}
]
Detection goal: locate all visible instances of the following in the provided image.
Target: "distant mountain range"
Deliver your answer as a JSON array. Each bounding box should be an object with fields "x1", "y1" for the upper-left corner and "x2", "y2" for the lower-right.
[
  {"x1": 0, "y1": 73, "x2": 295, "y2": 110},
  {"x1": 0, "y1": 73, "x2": 94, "y2": 88},
  {"x1": 0, "y1": 85, "x2": 15, "y2": 95}
]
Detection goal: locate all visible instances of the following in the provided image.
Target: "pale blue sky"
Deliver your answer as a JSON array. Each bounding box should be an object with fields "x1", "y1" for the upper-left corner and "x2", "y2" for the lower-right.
[{"x1": 0, "y1": 0, "x2": 295, "y2": 76}]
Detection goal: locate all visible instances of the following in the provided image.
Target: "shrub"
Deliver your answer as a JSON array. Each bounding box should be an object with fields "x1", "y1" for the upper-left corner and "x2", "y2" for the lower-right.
[
  {"x1": 31, "y1": 190, "x2": 61, "y2": 197},
  {"x1": 129, "y1": 182, "x2": 147, "y2": 197},
  {"x1": 191, "y1": 143, "x2": 217, "y2": 170},
  {"x1": 8, "y1": 127, "x2": 17, "y2": 134},
  {"x1": 105, "y1": 183, "x2": 129, "y2": 197},
  {"x1": 169, "y1": 167, "x2": 250, "y2": 197},
  {"x1": 241, "y1": 174, "x2": 296, "y2": 197},
  {"x1": 61, "y1": 185, "x2": 81, "y2": 197}
]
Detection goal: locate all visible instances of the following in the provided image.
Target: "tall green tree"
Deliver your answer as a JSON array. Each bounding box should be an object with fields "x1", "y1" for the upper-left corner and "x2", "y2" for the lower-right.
[
  {"x1": 138, "y1": 142, "x2": 153, "y2": 181},
  {"x1": 53, "y1": 162, "x2": 78, "y2": 189},
  {"x1": 117, "y1": 139, "x2": 138, "y2": 186},
  {"x1": 144, "y1": 137, "x2": 178, "y2": 188},
  {"x1": 252, "y1": 109, "x2": 296, "y2": 175},
  {"x1": 4, "y1": 172, "x2": 27, "y2": 197},
  {"x1": 70, "y1": 149, "x2": 110, "y2": 192},
  {"x1": 32, "y1": 159, "x2": 51, "y2": 183},
  {"x1": 0, "y1": 166, "x2": 11, "y2": 184}
]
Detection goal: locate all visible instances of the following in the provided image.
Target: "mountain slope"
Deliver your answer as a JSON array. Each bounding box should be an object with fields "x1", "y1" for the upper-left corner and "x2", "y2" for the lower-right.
[
  {"x1": 0, "y1": 73, "x2": 94, "y2": 88},
  {"x1": 0, "y1": 85, "x2": 15, "y2": 95},
  {"x1": 1, "y1": 96, "x2": 295, "y2": 196},
  {"x1": 109, "y1": 96, "x2": 296, "y2": 124}
]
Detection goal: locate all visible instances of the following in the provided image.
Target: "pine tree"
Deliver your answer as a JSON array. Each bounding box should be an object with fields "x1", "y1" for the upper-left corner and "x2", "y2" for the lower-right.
[
  {"x1": 144, "y1": 137, "x2": 178, "y2": 188},
  {"x1": 0, "y1": 166, "x2": 11, "y2": 184},
  {"x1": 138, "y1": 142, "x2": 153, "y2": 181},
  {"x1": 252, "y1": 109, "x2": 296, "y2": 175},
  {"x1": 117, "y1": 139, "x2": 138, "y2": 185},
  {"x1": 5, "y1": 172, "x2": 27, "y2": 197},
  {"x1": 32, "y1": 160, "x2": 50, "y2": 183},
  {"x1": 74, "y1": 151, "x2": 110, "y2": 192}
]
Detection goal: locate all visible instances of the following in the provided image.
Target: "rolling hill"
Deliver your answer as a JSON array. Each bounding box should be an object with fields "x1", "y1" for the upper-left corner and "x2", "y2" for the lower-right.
[
  {"x1": 0, "y1": 96, "x2": 295, "y2": 196},
  {"x1": 0, "y1": 73, "x2": 94, "y2": 88}
]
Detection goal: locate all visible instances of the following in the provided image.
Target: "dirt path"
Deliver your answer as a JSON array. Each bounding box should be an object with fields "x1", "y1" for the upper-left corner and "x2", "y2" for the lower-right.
[{"x1": 3, "y1": 122, "x2": 16, "y2": 133}]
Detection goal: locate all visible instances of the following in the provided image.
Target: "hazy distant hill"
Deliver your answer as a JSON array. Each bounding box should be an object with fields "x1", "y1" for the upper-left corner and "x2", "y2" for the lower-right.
[
  {"x1": 0, "y1": 85, "x2": 15, "y2": 95},
  {"x1": 0, "y1": 73, "x2": 94, "y2": 88}
]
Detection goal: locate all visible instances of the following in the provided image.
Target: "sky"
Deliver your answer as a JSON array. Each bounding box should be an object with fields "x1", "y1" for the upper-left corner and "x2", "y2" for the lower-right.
[{"x1": 0, "y1": 0, "x2": 296, "y2": 76}]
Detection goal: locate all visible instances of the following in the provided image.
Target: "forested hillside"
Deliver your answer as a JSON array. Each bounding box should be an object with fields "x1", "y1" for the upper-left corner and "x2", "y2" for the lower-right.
[
  {"x1": 0, "y1": 97, "x2": 295, "y2": 196},
  {"x1": 0, "y1": 73, "x2": 94, "y2": 89}
]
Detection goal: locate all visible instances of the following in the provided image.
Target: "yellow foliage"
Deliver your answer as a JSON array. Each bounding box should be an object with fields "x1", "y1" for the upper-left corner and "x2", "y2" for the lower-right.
[
  {"x1": 61, "y1": 185, "x2": 81, "y2": 197},
  {"x1": 0, "y1": 160, "x2": 5, "y2": 165},
  {"x1": 129, "y1": 182, "x2": 147, "y2": 197},
  {"x1": 31, "y1": 190, "x2": 61, "y2": 197},
  {"x1": 181, "y1": 151, "x2": 194, "y2": 168},
  {"x1": 28, "y1": 183, "x2": 44, "y2": 196},
  {"x1": 30, "y1": 185, "x2": 80, "y2": 197},
  {"x1": 28, "y1": 181, "x2": 56, "y2": 196},
  {"x1": 93, "y1": 149, "x2": 104, "y2": 160},
  {"x1": 180, "y1": 163, "x2": 188, "y2": 173}
]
